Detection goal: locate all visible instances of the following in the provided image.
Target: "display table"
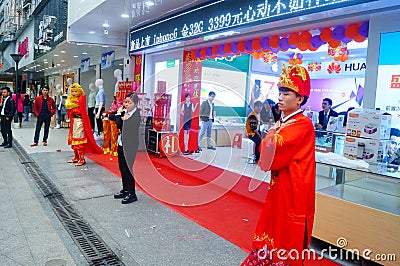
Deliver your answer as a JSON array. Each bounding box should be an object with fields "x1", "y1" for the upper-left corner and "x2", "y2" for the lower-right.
[
  {"x1": 314, "y1": 161, "x2": 400, "y2": 265},
  {"x1": 199, "y1": 123, "x2": 245, "y2": 147}
]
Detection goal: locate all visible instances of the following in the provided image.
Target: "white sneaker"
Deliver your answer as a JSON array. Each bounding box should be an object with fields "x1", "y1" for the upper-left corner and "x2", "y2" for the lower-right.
[
  {"x1": 55, "y1": 124, "x2": 61, "y2": 129},
  {"x1": 66, "y1": 119, "x2": 70, "y2": 123}
]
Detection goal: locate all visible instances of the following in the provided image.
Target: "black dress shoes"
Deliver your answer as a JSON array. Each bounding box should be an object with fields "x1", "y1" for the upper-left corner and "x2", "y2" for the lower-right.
[
  {"x1": 207, "y1": 146, "x2": 216, "y2": 150},
  {"x1": 122, "y1": 194, "x2": 137, "y2": 204},
  {"x1": 0, "y1": 143, "x2": 7, "y2": 147},
  {"x1": 114, "y1": 191, "x2": 128, "y2": 199},
  {"x1": 4, "y1": 145, "x2": 12, "y2": 148}
]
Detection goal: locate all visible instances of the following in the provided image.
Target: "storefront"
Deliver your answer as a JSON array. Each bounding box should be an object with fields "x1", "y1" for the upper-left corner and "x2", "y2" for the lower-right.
[{"x1": 128, "y1": 0, "x2": 400, "y2": 263}]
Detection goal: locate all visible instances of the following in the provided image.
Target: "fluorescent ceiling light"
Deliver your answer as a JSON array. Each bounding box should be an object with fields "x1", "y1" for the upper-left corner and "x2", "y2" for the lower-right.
[
  {"x1": 102, "y1": 45, "x2": 109, "y2": 48},
  {"x1": 82, "y1": 52, "x2": 88, "y2": 55},
  {"x1": 103, "y1": 20, "x2": 110, "y2": 28},
  {"x1": 54, "y1": 54, "x2": 59, "y2": 56},
  {"x1": 121, "y1": 13, "x2": 129, "y2": 18},
  {"x1": 145, "y1": 1, "x2": 155, "y2": 7},
  {"x1": 89, "y1": 31, "x2": 96, "y2": 34},
  {"x1": 61, "y1": 50, "x2": 66, "y2": 53},
  {"x1": 73, "y1": 55, "x2": 78, "y2": 58}
]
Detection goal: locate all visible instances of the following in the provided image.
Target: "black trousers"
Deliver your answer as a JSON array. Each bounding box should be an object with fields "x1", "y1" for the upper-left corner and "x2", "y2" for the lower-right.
[
  {"x1": 88, "y1": 107, "x2": 95, "y2": 131},
  {"x1": 118, "y1": 145, "x2": 136, "y2": 195},
  {"x1": 0, "y1": 116, "x2": 13, "y2": 145},
  {"x1": 34, "y1": 115, "x2": 51, "y2": 143},
  {"x1": 95, "y1": 107, "x2": 105, "y2": 133},
  {"x1": 249, "y1": 132, "x2": 262, "y2": 161}
]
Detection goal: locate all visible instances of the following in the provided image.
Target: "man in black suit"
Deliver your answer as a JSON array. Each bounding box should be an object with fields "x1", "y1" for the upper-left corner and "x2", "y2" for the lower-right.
[
  {"x1": 198, "y1": 91, "x2": 216, "y2": 150},
  {"x1": 315, "y1": 98, "x2": 338, "y2": 130},
  {"x1": 1, "y1": 87, "x2": 16, "y2": 148},
  {"x1": 110, "y1": 93, "x2": 141, "y2": 204}
]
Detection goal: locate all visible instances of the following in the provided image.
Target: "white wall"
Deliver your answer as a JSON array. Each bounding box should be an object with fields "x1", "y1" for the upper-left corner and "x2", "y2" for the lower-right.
[
  {"x1": 68, "y1": 0, "x2": 106, "y2": 26},
  {"x1": 364, "y1": 13, "x2": 400, "y2": 108}
]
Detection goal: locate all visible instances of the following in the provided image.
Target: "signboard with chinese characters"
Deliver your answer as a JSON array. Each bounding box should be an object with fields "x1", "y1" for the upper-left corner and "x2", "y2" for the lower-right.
[
  {"x1": 129, "y1": 0, "x2": 376, "y2": 53},
  {"x1": 34, "y1": 0, "x2": 68, "y2": 59}
]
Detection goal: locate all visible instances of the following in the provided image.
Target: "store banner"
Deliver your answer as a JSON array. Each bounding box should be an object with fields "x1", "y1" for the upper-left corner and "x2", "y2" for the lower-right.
[
  {"x1": 375, "y1": 31, "x2": 400, "y2": 129},
  {"x1": 80, "y1": 58, "x2": 90, "y2": 73},
  {"x1": 308, "y1": 59, "x2": 366, "y2": 78},
  {"x1": 134, "y1": 55, "x2": 142, "y2": 90},
  {"x1": 179, "y1": 50, "x2": 201, "y2": 152},
  {"x1": 101, "y1": 51, "x2": 115, "y2": 69},
  {"x1": 129, "y1": 0, "x2": 375, "y2": 53},
  {"x1": 309, "y1": 78, "x2": 365, "y2": 113}
]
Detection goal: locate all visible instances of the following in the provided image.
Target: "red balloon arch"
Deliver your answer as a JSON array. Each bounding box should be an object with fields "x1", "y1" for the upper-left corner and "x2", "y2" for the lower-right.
[{"x1": 188, "y1": 21, "x2": 369, "y2": 63}]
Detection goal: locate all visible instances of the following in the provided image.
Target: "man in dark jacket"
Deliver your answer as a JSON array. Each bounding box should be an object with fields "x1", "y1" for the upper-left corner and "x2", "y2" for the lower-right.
[
  {"x1": 31, "y1": 86, "x2": 56, "y2": 146},
  {"x1": 198, "y1": 91, "x2": 216, "y2": 150},
  {"x1": 315, "y1": 98, "x2": 338, "y2": 130},
  {"x1": 0, "y1": 87, "x2": 16, "y2": 148},
  {"x1": 110, "y1": 93, "x2": 141, "y2": 204}
]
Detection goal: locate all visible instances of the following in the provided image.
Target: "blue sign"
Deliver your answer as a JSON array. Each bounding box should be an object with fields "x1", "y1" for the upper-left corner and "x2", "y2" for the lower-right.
[
  {"x1": 80, "y1": 58, "x2": 90, "y2": 72},
  {"x1": 129, "y1": 0, "x2": 376, "y2": 53},
  {"x1": 101, "y1": 51, "x2": 115, "y2": 69}
]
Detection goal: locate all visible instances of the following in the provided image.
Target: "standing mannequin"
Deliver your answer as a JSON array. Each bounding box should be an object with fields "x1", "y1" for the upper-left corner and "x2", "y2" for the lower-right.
[
  {"x1": 54, "y1": 84, "x2": 63, "y2": 129},
  {"x1": 66, "y1": 78, "x2": 73, "y2": 95},
  {"x1": 87, "y1": 83, "x2": 97, "y2": 131},
  {"x1": 94, "y1": 79, "x2": 106, "y2": 135},
  {"x1": 114, "y1": 69, "x2": 123, "y2": 96}
]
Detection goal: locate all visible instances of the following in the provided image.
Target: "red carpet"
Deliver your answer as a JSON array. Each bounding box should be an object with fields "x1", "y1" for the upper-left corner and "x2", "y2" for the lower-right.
[{"x1": 88, "y1": 152, "x2": 338, "y2": 266}]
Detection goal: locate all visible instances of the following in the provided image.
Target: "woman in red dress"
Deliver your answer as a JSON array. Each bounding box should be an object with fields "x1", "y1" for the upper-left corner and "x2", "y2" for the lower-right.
[
  {"x1": 242, "y1": 64, "x2": 316, "y2": 266},
  {"x1": 65, "y1": 83, "x2": 102, "y2": 166}
]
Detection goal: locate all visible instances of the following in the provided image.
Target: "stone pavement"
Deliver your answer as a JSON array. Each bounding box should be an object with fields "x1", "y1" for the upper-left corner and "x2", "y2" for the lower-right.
[{"x1": 0, "y1": 118, "x2": 246, "y2": 265}]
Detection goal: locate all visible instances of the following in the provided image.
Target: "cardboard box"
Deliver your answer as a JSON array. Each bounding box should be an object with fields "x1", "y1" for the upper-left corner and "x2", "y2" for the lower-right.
[
  {"x1": 343, "y1": 136, "x2": 389, "y2": 163},
  {"x1": 346, "y1": 109, "x2": 391, "y2": 140}
]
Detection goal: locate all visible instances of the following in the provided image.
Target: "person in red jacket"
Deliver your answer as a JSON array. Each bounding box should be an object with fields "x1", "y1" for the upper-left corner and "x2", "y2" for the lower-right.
[
  {"x1": 31, "y1": 86, "x2": 56, "y2": 146},
  {"x1": 242, "y1": 63, "x2": 316, "y2": 266}
]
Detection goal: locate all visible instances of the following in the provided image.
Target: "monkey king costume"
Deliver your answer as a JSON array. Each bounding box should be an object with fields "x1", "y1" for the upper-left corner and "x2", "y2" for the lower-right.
[{"x1": 65, "y1": 83, "x2": 102, "y2": 166}]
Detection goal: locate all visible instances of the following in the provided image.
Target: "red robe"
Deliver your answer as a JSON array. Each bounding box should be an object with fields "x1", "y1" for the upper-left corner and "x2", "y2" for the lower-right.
[
  {"x1": 67, "y1": 95, "x2": 102, "y2": 154},
  {"x1": 242, "y1": 112, "x2": 316, "y2": 266}
]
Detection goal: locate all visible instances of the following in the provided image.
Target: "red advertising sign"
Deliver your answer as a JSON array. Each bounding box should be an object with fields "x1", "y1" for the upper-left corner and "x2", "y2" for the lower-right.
[
  {"x1": 390, "y1": 74, "x2": 400, "y2": 89},
  {"x1": 159, "y1": 133, "x2": 180, "y2": 157},
  {"x1": 134, "y1": 55, "x2": 142, "y2": 91},
  {"x1": 178, "y1": 50, "x2": 202, "y2": 152},
  {"x1": 18, "y1": 37, "x2": 29, "y2": 58}
]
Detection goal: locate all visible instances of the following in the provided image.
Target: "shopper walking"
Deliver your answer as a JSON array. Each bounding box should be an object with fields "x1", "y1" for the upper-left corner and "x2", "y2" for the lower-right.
[
  {"x1": 12, "y1": 93, "x2": 24, "y2": 127},
  {"x1": 23, "y1": 94, "x2": 30, "y2": 121},
  {"x1": 242, "y1": 64, "x2": 315, "y2": 266},
  {"x1": 31, "y1": 86, "x2": 56, "y2": 146}
]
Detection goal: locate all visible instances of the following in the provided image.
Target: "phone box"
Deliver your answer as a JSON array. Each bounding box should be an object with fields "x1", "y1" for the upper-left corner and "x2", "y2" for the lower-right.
[
  {"x1": 343, "y1": 136, "x2": 389, "y2": 163},
  {"x1": 346, "y1": 109, "x2": 391, "y2": 140}
]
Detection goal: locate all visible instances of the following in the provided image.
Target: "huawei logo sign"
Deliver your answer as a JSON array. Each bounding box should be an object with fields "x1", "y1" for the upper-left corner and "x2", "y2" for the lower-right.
[{"x1": 327, "y1": 62, "x2": 341, "y2": 74}]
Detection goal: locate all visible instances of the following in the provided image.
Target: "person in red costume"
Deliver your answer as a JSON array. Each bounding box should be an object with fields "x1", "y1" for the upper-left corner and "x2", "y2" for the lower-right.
[
  {"x1": 65, "y1": 83, "x2": 102, "y2": 166},
  {"x1": 242, "y1": 63, "x2": 316, "y2": 266}
]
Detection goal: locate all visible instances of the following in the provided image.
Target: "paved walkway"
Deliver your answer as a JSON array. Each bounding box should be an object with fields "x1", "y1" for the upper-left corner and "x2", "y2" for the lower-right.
[{"x1": 1, "y1": 118, "x2": 246, "y2": 265}]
